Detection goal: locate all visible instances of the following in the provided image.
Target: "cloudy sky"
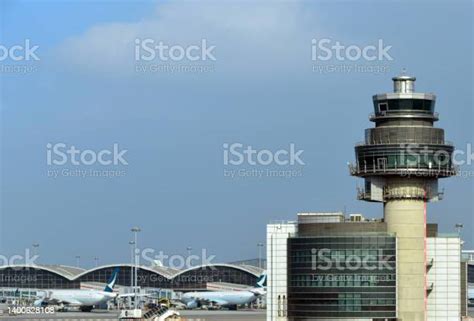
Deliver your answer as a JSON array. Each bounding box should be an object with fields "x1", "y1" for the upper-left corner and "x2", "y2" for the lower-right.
[{"x1": 0, "y1": 0, "x2": 472, "y2": 268}]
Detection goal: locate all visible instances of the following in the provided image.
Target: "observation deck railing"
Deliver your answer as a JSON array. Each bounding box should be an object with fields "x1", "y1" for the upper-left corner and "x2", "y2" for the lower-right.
[
  {"x1": 348, "y1": 163, "x2": 458, "y2": 178},
  {"x1": 355, "y1": 140, "x2": 454, "y2": 147}
]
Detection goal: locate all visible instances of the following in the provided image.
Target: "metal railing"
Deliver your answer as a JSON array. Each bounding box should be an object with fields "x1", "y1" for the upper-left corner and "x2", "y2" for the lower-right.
[
  {"x1": 369, "y1": 111, "x2": 439, "y2": 120},
  {"x1": 348, "y1": 162, "x2": 458, "y2": 177},
  {"x1": 356, "y1": 185, "x2": 445, "y2": 201},
  {"x1": 355, "y1": 140, "x2": 454, "y2": 147}
]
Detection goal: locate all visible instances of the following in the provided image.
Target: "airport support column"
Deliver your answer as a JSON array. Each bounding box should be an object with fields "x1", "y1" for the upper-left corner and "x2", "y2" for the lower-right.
[
  {"x1": 350, "y1": 75, "x2": 457, "y2": 321},
  {"x1": 131, "y1": 226, "x2": 141, "y2": 310},
  {"x1": 384, "y1": 180, "x2": 427, "y2": 321}
]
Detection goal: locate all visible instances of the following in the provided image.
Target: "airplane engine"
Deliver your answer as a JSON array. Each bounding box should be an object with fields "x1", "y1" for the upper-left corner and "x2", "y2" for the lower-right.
[
  {"x1": 186, "y1": 301, "x2": 198, "y2": 309},
  {"x1": 33, "y1": 299, "x2": 45, "y2": 307}
]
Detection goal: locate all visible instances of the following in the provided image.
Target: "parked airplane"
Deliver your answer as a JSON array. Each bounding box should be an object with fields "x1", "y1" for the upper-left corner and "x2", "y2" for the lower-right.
[
  {"x1": 34, "y1": 268, "x2": 120, "y2": 312},
  {"x1": 181, "y1": 273, "x2": 266, "y2": 310}
]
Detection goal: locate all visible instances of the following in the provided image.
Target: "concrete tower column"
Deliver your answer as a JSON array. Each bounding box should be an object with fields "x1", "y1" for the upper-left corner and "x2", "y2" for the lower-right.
[
  {"x1": 384, "y1": 178, "x2": 428, "y2": 321},
  {"x1": 385, "y1": 198, "x2": 426, "y2": 321}
]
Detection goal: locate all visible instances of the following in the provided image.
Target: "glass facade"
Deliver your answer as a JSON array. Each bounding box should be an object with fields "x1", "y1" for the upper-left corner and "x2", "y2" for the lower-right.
[
  {"x1": 171, "y1": 266, "x2": 257, "y2": 290},
  {"x1": 78, "y1": 266, "x2": 171, "y2": 288},
  {"x1": 365, "y1": 127, "x2": 445, "y2": 145},
  {"x1": 287, "y1": 236, "x2": 396, "y2": 320},
  {"x1": 468, "y1": 264, "x2": 474, "y2": 284},
  {"x1": 354, "y1": 144, "x2": 455, "y2": 176},
  {"x1": 0, "y1": 265, "x2": 258, "y2": 291},
  {"x1": 0, "y1": 267, "x2": 79, "y2": 289},
  {"x1": 373, "y1": 99, "x2": 435, "y2": 113}
]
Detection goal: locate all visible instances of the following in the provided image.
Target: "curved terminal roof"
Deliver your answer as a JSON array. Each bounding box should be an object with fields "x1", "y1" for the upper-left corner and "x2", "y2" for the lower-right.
[
  {"x1": 237, "y1": 264, "x2": 265, "y2": 276},
  {"x1": 0, "y1": 263, "x2": 264, "y2": 281},
  {"x1": 41, "y1": 265, "x2": 86, "y2": 279},
  {"x1": 172, "y1": 263, "x2": 263, "y2": 278},
  {"x1": 0, "y1": 265, "x2": 86, "y2": 280},
  {"x1": 74, "y1": 263, "x2": 179, "y2": 280}
]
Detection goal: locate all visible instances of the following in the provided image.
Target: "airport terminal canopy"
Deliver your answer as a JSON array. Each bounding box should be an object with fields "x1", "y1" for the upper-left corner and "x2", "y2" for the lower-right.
[{"x1": 0, "y1": 262, "x2": 265, "y2": 290}]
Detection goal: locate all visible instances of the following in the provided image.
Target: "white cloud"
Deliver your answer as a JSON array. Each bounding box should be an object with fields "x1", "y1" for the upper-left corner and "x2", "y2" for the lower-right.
[{"x1": 55, "y1": 1, "x2": 320, "y2": 76}]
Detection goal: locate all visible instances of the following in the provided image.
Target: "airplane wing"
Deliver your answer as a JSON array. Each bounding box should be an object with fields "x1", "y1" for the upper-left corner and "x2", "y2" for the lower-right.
[
  {"x1": 118, "y1": 293, "x2": 151, "y2": 298},
  {"x1": 62, "y1": 298, "x2": 83, "y2": 306},
  {"x1": 208, "y1": 298, "x2": 229, "y2": 306},
  {"x1": 186, "y1": 295, "x2": 229, "y2": 307},
  {"x1": 249, "y1": 288, "x2": 266, "y2": 296}
]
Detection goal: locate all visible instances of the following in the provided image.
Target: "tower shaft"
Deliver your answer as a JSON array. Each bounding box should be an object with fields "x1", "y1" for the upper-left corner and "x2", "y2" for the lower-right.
[{"x1": 384, "y1": 184, "x2": 426, "y2": 321}]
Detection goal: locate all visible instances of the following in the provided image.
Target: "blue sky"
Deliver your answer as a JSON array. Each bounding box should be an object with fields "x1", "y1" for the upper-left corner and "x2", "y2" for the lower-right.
[{"x1": 0, "y1": 0, "x2": 472, "y2": 268}]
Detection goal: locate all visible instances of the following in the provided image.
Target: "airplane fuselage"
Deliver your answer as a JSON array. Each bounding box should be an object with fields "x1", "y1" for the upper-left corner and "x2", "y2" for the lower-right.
[
  {"x1": 39, "y1": 289, "x2": 116, "y2": 307},
  {"x1": 34, "y1": 267, "x2": 120, "y2": 311},
  {"x1": 182, "y1": 290, "x2": 257, "y2": 307}
]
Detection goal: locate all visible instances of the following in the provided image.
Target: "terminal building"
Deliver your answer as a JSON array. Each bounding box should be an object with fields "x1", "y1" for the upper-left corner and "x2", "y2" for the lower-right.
[
  {"x1": 0, "y1": 263, "x2": 264, "y2": 293},
  {"x1": 267, "y1": 213, "x2": 466, "y2": 321},
  {"x1": 463, "y1": 250, "x2": 474, "y2": 307},
  {"x1": 267, "y1": 75, "x2": 467, "y2": 321}
]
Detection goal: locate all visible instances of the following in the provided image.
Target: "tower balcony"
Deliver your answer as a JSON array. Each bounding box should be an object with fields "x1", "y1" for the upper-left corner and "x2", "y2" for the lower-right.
[
  {"x1": 427, "y1": 258, "x2": 434, "y2": 270},
  {"x1": 369, "y1": 111, "x2": 439, "y2": 122},
  {"x1": 427, "y1": 283, "x2": 434, "y2": 293},
  {"x1": 353, "y1": 143, "x2": 457, "y2": 179},
  {"x1": 355, "y1": 184, "x2": 446, "y2": 202},
  {"x1": 361, "y1": 127, "x2": 450, "y2": 147},
  {"x1": 349, "y1": 162, "x2": 458, "y2": 178}
]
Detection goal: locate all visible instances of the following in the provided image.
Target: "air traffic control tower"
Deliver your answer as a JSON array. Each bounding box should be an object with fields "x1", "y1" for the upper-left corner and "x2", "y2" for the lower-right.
[{"x1": 350, "y1": 75, "x2": 457, "y2": 321}]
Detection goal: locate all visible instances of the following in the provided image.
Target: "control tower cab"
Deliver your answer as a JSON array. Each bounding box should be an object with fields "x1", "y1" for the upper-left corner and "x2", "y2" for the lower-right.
[{"x1": 351, "y1": 74, "x2": 457, "y2": 203}]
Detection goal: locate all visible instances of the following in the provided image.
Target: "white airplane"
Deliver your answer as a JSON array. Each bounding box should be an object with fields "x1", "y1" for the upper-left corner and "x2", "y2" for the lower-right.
[
  {"x1": 181, "y1": 273, "x2": 266, "y2": 310},
  {"x1": 34, "y1": 268, "x2": 120, "y2": 312}
]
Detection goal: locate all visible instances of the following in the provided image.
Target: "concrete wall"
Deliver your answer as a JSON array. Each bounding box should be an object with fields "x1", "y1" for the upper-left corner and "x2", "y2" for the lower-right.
[
  {"x1": 427, "y1": 237, "x2": 461, "y2": 321},
  {"x1": 266, "y1": 222, "x2": 297, "y2": 321},
  {"x1": 384, "y1": 199, "x2": 426, "y2": 321},
  {"x1": 461, "y1": 260, "x2": 468, "y2": 317},
  {"x1": 297, "y1": 221, "x2": 387, "y2": 237}
]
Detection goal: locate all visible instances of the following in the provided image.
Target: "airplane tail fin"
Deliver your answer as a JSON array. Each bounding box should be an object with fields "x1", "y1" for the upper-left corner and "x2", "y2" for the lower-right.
[
  {"x1": 256, "y1": 272, "x2": 267, "y2": 288},
  {"x1": 104, "y1": 267, "x2": 119, "y2": 292},
  {"x1": 249, "y1": 273, "x2": 267, "y2": 296}
]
